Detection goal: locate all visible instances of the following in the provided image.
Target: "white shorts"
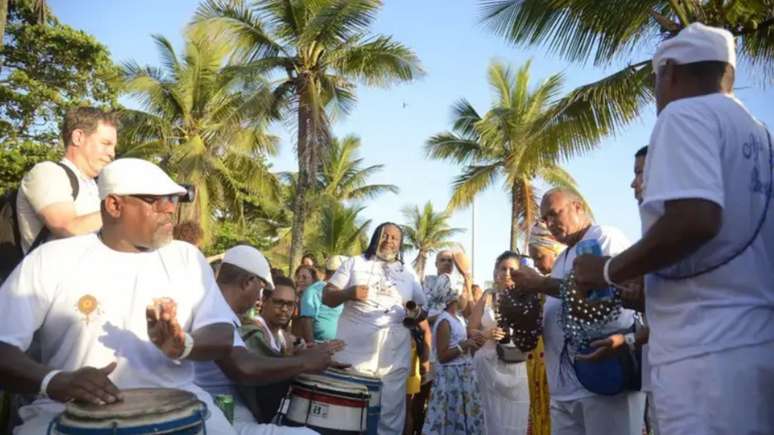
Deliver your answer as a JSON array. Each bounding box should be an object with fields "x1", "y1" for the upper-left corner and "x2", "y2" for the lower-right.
[{"x1": 650, "y1": 341, "x2": 774, "y2": 435}]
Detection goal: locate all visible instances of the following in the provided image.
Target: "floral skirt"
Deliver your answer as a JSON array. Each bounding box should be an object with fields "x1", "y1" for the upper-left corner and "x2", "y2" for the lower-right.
[{"x1": 422, "y1": 361, "x2": 486, "y2": 435}]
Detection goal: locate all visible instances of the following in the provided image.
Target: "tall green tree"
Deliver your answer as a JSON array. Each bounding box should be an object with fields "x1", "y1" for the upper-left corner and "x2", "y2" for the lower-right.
[
  {"x1": 480, "y1": 0, "x2": 774, "y2": 118},
  {"x1": 192, "y1": 0, "x2": 423, "y2": 270},
  {"x1": 307, "y1": 202, "x2": 371, "y2": 262},
  {"x1": 427, "y1": 60, "x2": 615, "y2": 251},
  {"x1": 318, "y1": 134, "x2": 399, "y2": 204},
  {"x1": 401, "y1": 201, "x2": 464, "y2": 280},
  {"x1": 0, "y1": 0, "x2": 118, "y2": 144},
  {"x1": 120, "y1": 34, "x2": 280, "y2": 244}
]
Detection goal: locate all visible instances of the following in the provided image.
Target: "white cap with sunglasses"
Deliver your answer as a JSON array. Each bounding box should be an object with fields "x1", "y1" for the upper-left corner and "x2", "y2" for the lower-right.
[
  {"x1": 222, "y1": 245, "x2": 274, "y2": 290},
  {"x1": 98, "y1": 158, "x2": 187, "y2": 200}
]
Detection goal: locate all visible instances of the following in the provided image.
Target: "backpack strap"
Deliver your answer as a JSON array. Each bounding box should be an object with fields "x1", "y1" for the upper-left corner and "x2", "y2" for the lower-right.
[{"x1": 27, "y1": 162, "x2": 80, "y2": 252}]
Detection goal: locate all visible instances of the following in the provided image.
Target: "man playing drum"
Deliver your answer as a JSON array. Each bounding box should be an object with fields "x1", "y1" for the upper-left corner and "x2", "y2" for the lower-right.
[
  {"x1": 0, "y1": 158, "x2": 238, "y2": 434},
  {"x1": 322, "y1": 222, "x2": 426, "y2": 434}
]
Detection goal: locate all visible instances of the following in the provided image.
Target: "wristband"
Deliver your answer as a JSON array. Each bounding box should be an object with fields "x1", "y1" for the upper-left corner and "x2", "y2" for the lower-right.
[
  {"x1": 174, "y1": 333, "x2": 194, "y2": 361},
  {"x1": 39, "y1": 369, "x2": 62, "y2": 398}
]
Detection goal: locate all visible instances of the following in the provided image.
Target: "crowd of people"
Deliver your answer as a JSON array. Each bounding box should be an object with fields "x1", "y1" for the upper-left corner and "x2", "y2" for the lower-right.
[{"x1": 0, "y1": 21, "x2": 772, "y2": 435}]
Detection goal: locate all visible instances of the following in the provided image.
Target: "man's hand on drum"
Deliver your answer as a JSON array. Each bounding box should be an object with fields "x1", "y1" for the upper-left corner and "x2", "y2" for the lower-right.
[
  {"x1": 146, "y1": 297, "x2": 186, "y2": 359},
  {"x1": 47, "y1": 361, "x2": 123, "y2": 405},
  {"x1": 346, "y1": 285, "x2": 369, "y2": 302},
  {"x1": 298, "y1": 340, "x2": 348, "y2": 373}
]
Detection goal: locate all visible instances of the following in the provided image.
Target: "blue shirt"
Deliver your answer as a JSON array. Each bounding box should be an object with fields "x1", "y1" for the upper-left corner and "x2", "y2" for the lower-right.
[{"x1": 299, "y1": 280, "x2": 343, "y2": 341}]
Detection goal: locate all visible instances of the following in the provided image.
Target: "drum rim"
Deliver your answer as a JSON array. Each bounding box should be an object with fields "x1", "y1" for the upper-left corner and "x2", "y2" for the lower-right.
[{"x1": 64, "y1": 388, "x2": 200, "y2": 420}]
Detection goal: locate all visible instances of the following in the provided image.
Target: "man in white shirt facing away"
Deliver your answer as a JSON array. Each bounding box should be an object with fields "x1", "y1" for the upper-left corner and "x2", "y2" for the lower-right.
[
  {"x1": 16, "y1": 107, "x2": 117, "y2": 253},
  {"x1": 574, "y1": 23, "x2": 774, "y2": 435},
  {"x1": 0, "y1": 158, "x2": 237, "y2": 434}
]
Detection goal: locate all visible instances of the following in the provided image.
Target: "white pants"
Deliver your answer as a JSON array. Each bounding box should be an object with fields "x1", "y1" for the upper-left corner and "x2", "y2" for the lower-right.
[
  {"x1": 233, "y1": 400, "x2": 316, "y2": 435},
  {"x1": 13, "y1": 397, "x2": 235, "y2": 435},
  {"x1": 650, "y1": 341, "x2": 774, "y2": 435},
  {"x1": 550, "y1": 391, "x2": 646, "y2": 435}
]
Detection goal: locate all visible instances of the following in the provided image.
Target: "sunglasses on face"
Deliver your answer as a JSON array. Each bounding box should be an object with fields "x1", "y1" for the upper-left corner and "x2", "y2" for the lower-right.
[{"x1": 127, "y1": 194, "x2": 181, "y2": 210}]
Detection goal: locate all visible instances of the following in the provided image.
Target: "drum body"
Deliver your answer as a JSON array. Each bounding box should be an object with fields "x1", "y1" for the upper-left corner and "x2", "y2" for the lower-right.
[
  {"x1": 51, "y1": 388, "x2": 207, "y2": 435},
  {"x1": 323, "y1": 368, "x2": 382, "y2": 435},
  {"x1": 281, "y1": 374, "x2": 369, "y2": 435}
]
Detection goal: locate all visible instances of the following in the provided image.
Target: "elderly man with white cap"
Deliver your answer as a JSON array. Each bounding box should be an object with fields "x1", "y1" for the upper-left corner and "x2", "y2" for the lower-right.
[
  {"x1": 0, "y1": 158, "x2": 239, "y2": 434},
  {"x1": 195, "y1": 244, "x2": 342, "y2": 434},
  {"x1": 574, "y1": 23, "x2": 774, "y2": 434}
]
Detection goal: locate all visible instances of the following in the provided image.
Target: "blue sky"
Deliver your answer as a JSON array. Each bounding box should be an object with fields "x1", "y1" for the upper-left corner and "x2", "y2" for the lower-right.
[{"x1": 50, "y1": 0, "x2": 773, "y2": 283}]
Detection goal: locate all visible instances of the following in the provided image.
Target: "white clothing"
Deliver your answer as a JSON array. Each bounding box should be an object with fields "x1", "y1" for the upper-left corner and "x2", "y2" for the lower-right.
[
  {"x1": 195, "y1": 330, "x2": 246, "y2": 397},
  {"x1": 546, "y1": 224, "x2": 636, "y2": 401},
  {"x1": 254, "y1": 315, "x2": 287, "y2": 354},
  {"x1": 550, "y1": 392, "x2": 646, "y2": 435},
  {"x1": 649, "y1": 341, "x2": 774, "y2": 435},
  {"x1": 472, "y1": 299, "x2": 529, "y2": 435},
  {"x1": 233, "y1": 400, "x2": 317, "y2": 435},
  {"x1": 431, "y1": 311, "x2": 469, "y2": 366},
  {"x1": 0, "y1": 235, "x2": 237, "y2": 434},
  {"x1": 328, "y1": 255, "x2": 424, "y2": 435},
  {"x1": 16, "y1": 158, "x2": 100, "y2": 253},
  {"x1": 642, "y1": 93, "x2": 774, "y2": 366}
]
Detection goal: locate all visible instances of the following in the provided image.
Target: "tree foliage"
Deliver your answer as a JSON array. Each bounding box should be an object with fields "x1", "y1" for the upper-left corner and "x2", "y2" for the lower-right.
[
  {"x1": 401, "y1": 201, "x2": 464, "y2": 279},
  {"x1": 0, "y1": 1, "x2": 119, "y2": 144}
]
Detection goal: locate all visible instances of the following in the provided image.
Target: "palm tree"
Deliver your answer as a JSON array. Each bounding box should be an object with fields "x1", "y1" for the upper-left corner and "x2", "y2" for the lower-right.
[
  {"x1": 480, "y1": 1, "x2": 774, "y2": 119},
  {"x1": 119, "y1": 34, "x2": 281, "y2": 243},
  {"x1": 308, "y1": 202, "x2": 371, "y2": 262},
  {"x1": 427, "y1": 60, "x2": 616, "y2": 251},
  {"x1": 402, "y1": 201, "x2": 465, "y2": 280},
  {"x1": 192, "y1": 0, "x2": 423, "y2": 270},
  {"x1": 318, "y1": 134, "x2": 399, "y2": 204}
]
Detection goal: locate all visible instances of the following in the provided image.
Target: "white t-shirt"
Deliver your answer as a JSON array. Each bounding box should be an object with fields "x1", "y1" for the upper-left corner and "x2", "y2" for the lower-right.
[
  {"x1": 194, "y1": 330, "x2": 246, "y2": 397},
  {"x1": 642, "y1": 93, "x2": 774, "y2": 366},
  {"x1": 16, "y1": 158, "x2": 100, "y2": 253},
  {"x1": 0, "y1": 234, "x2": 236, "y2": 415},
  {"x1": 328, "y1": 255, "x2": 426, "y2": 328},
  {"x1": 545, "y1": 224, "x2": 636, "y2": 401}
]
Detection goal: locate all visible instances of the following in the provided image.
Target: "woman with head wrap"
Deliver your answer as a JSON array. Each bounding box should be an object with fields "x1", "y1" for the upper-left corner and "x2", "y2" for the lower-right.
[
  {"x1": 322, "y1": 222, "x2": 426, "y2": 434},
  {"x1": 422, "y1": 284, "x2": 486, "y2": 434},
  {"x1": 525, "y1": 223, "x2": 566, "y2": 435}
]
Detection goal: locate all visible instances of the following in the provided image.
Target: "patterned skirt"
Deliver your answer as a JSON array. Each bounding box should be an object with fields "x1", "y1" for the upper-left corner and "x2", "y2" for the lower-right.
[{"x1": 422, "y1": 360, "x2": 486, "y2": 435}]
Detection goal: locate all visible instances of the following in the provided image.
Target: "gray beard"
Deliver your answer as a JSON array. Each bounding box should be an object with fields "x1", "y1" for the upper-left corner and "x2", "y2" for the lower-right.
[{"x1": 376, "y1": 248, "x2": 397, "y2": 262}]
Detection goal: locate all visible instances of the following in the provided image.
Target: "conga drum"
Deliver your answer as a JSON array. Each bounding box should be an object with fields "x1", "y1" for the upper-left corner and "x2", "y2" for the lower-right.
[
  {"x1": 50, "y1": 388, "x2": 208, "y2": 434},
  {"x1": 323, "y1": 368, "x2": 382, "y2": 435},
  {"x1": 279, "y1": 373, "x2": 370, "y2": 434}
]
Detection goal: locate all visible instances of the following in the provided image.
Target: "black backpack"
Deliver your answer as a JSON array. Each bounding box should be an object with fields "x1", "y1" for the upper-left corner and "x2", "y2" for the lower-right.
[{"x1": 0, "y1": 162, "x2": 79, "y2": 282}]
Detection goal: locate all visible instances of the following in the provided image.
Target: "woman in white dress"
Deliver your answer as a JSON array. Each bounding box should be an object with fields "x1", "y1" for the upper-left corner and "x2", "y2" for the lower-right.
[{"x1": 468, "y1": 251, "x2": 531, "y2": 435}]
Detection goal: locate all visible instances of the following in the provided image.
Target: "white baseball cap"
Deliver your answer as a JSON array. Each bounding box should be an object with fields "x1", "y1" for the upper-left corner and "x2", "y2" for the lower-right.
[
  {"x1": 222, "y1": 245, "x2": 274, "y2": 290},
  {"x1": 325, "y1": 255, "x2": 348, "y2": 272},
  {"x1": 653, "y1": 22, "x2": 736, "y2": 71},
  {"x1": 98, "y1": 158, "x2": 187, "y2": 200}
]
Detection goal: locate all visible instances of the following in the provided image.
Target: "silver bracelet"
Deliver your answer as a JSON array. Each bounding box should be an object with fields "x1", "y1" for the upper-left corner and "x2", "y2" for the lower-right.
[{"x1": 39, "y1": 369, "x2": 62, "y2": 398}]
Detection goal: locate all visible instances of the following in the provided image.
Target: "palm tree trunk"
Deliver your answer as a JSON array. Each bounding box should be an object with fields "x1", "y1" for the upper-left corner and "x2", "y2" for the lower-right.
[
  {"x1": 289, "y1": 93, "x2": 312, "y2": 274},
  {"x1": 0, "y1": 0, "x2": 8, "y2": 54},
  {"x1": 510, "y1": 185, "x2": 519, "y2": 251},
  {"x1": 414, "y1": 251, "x2": 427, "y2": 281}
]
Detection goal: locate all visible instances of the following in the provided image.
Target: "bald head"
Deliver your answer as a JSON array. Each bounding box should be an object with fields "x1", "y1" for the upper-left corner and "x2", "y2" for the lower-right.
[
  {"x1": 540, "y1": 188, "x2": 591, "y2": 246},
  {"x1": 435, "y1": 250, "x2": 454, "y2": 274}
]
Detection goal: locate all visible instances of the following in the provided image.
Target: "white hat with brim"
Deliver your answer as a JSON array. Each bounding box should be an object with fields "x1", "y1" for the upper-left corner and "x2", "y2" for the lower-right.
[
  {"x1": 653, "y1": 22, "x2": 736, "y2": 71},
  {"x1": 98, "y1": 158, "x2": 187, "y2": 200},
  {"x1": 222, "y1": 245, "x2": 274, "y2": 290}
]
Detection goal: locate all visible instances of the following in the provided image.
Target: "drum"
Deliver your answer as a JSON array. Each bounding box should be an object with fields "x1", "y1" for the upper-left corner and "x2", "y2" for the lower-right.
[
  {"x1": 324, "y1": 368, "x2": 382, "y2": 435},
  {"x1": 280, "y1": 373, "x2": 370, "y2": 434},
  {"x1": 50, "y1": 388, "x2": 208, "y2": 435}
]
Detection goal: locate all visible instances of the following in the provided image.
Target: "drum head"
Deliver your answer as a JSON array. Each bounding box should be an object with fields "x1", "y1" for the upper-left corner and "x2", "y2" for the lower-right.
[{"x1": 65, "y1": 388, "x2": 199, "y2": 420}]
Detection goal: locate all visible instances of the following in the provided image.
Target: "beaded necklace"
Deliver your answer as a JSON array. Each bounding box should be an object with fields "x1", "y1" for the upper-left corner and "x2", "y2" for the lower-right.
[{"x1": 493, "y1": 286, "x2": 543, "y2": 352}]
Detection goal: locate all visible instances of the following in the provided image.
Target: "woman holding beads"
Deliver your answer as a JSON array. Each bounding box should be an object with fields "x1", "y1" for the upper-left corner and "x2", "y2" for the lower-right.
[{"x1": 467, "y1": 251, "x2": 531, "y2": 435}]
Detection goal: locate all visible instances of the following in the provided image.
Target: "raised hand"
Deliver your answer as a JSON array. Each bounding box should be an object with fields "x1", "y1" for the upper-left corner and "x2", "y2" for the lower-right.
[
  {"x1": 347, "y1": 285, "x2": 369, "y2": 302},
  {"x1": 510, "y1": 266, "x2": 546, "y2": 293},
  {"x1": 146, "y1": 297, "x2": 186, "y2": 359},
  {"x1": 47, "y1": 362, "x2": 123, "y2": 405}
]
